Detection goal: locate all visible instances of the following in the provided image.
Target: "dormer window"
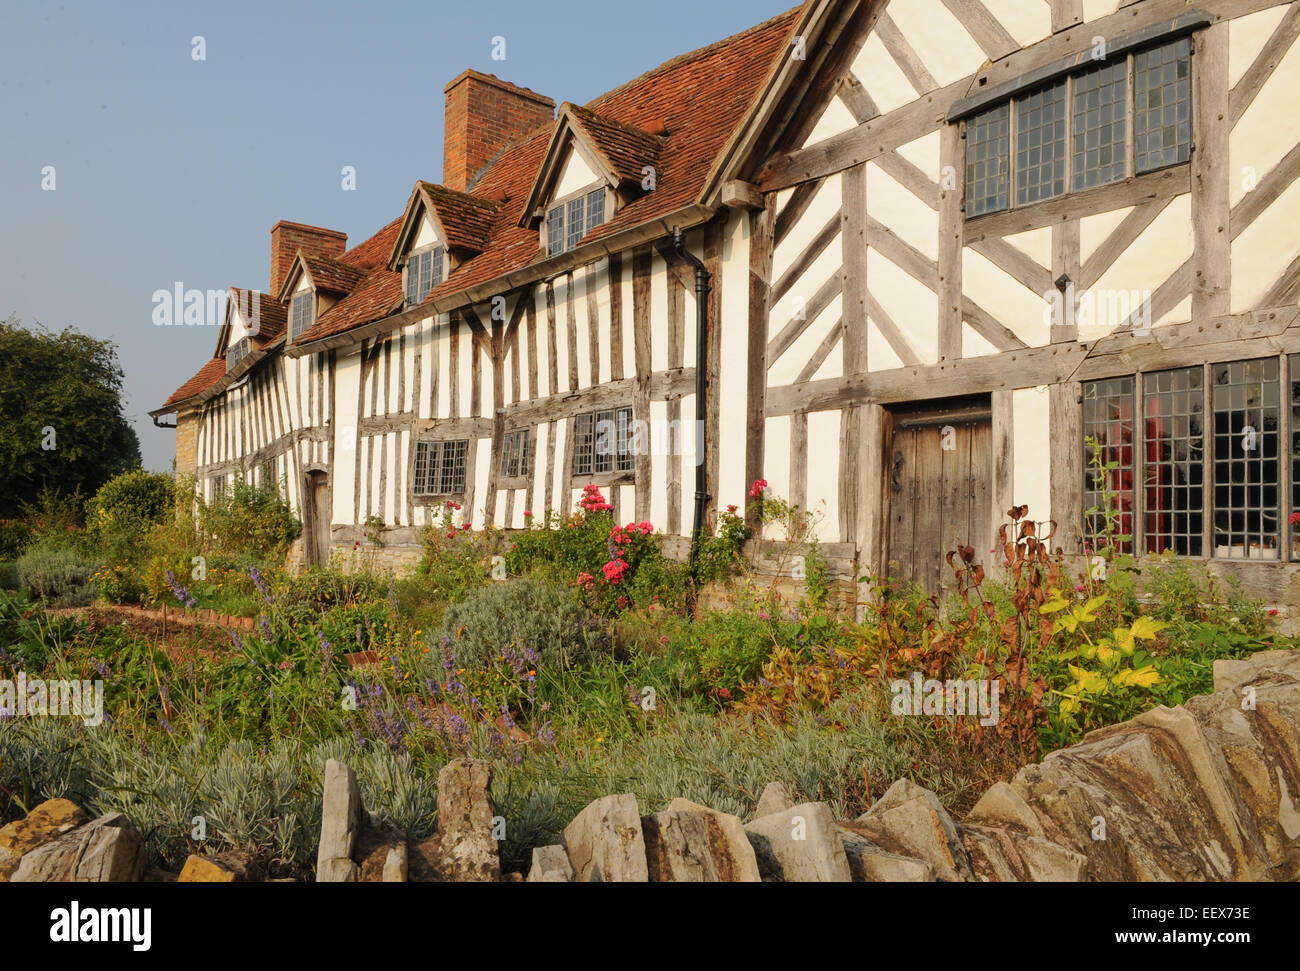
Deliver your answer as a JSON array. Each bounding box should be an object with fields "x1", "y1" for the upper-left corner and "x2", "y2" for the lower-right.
[
  {"x1": 289, "y1": 291, "x2": 314, "y2": 341},
  {"x1": 547, "y1": 187, "x2": 607, "y2": 257},
  {"x1": 406, "y1": 245, "x2": 445, "y2": 305},
  {"x1": 226, "y1": 337, "x2": 252, "y2": 369}
]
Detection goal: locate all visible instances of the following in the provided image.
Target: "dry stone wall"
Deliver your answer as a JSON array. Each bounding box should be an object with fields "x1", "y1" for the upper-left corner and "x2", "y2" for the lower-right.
[{"x1": 2, "y1": 650, "x2": 1297, "y2": 882}]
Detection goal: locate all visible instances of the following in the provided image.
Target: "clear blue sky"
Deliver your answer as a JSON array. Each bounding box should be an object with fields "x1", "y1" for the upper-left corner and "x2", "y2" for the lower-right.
[{"x1": 0, "y1": 0, "x2": 792, "y2": 472}]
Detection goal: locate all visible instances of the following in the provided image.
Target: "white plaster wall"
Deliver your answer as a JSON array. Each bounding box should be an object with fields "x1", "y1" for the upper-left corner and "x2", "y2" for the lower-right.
[
  {"x1": 331, "y1": 350, "x2": 361, "y2": 522},
  {"x1": 1012, "y1": 386, "x2": 1051, "y2": 524},
  {"x1": 555, "y1": 145, "x2": 599, "y2": 198},
  {"x1": 806, "y1": 409, "x2": 841, "y2": 542},
  {"x1": 717, "y1": 210, "x2": 751, "y2": 514},
  {"x1": 887, "y1": 0, "x2": 986, "y2": 87}
]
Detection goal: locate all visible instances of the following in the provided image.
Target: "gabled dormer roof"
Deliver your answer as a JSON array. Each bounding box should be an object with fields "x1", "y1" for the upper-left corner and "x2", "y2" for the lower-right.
[
  {"x1": 519, "y1": 103, "x2": 667, "y2": 228},
  {"x1": 221, "y1": 287, "x2": 287, "y2": 347},
  {"x1": 277, "y1": 250, "x2": 368, "y2": 303},
  {"x1": 388, "y1": 181, "x2": 501, "y2": 271}
]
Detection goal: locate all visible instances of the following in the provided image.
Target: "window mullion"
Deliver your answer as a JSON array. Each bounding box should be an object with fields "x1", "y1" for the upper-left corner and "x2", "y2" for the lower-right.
[
  {"x1": 1126, "y1": 53, "x2": 1136, "y2": 179},
  {"x1": 1134, "y1": 371, "x2": 1146, "y2": 556},
  {"x1": 1202, "y1": 361, "x2": 1212, "y2": 559},
  {"x1": 1283, "y1": 354, "x2": 1293, "y2": 560},
  {"x1": 1063, "y1": 74, "x2": 1073, "y2": 196},
  {"x1": 1008, "y1": 96, "x2": 1017, "y2": 209}
]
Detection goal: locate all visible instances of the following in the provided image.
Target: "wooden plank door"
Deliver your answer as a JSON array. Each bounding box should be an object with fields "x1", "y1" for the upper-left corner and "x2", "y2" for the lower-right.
[
  {"x1": 886, "y1": 398, "x2": 992, "y2": 597},
  {"x1": 304, "y1": 470, "x2": 330, "y2": 568}
]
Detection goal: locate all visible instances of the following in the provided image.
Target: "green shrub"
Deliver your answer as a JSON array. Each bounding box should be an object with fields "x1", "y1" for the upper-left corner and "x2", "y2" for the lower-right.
[
  {"x1": 504, "y1": 486, "x2": 687, "y2": 615},
  {"x1": 198, "y1": 477, "x2": 301, "y2": 561},
  {"x1": 16, "y1": 541, "x2": 97, "y2": 606},
  {"x1": 86, "y1": 470, "x2": 175, "y2": 563},
  {"x1": 0, "y1": 519, "x2": 34, "y2": 560},
  {"x1": 434, "y1": 577, "x2": 609, "y2": 672},
  {"x1": 283, "y1": 568, "x2": 386, "y2": 614}
]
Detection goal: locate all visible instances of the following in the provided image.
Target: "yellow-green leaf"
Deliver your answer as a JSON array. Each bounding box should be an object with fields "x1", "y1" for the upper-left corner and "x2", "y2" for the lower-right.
[{"x1": 1129, "y1": 616, "x2": 1168, "y2": 641}]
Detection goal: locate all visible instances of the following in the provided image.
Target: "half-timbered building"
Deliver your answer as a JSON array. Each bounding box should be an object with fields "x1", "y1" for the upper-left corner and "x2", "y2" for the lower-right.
[{"x1": 153, "y1": 0, "x2": 1300, "y2": 606}]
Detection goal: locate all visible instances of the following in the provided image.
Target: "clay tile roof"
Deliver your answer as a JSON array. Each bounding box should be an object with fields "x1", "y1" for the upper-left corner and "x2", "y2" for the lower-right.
[
  {"x1": 227, "y1": 288, "x2": 288, "y2": 342},
  {"x1": 162, "y1": 357, "x2": 226, "y2": 409},
  {"x1": 340, "y1": 216, "x2": 404, "y2": 271},
  {"x1": 302, "y1": 253, "x2": 369, "y2": 295},
  {"x1": 161, "y1": 6, "x2": 800, "y2": 395},
  {"x1": 419, "y1": 182, "x2": 500, "y2": 253},
  {"x1": 564, "y1": 103, "x2": 666, "y2": 186}
]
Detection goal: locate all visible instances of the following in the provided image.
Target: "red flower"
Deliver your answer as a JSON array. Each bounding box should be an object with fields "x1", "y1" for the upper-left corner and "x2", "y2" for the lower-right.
[
  {"x1": 718, "y1": 687, "x2": 732, "y2": 699},
  {"x1": 749, "y1": 478, "x2": 768, "y2": 499},
  {"x1": 1269, "y1": 608, "x2": 1280, "y2": 616},
  {"x1": 461, "y1": 523, "x2": 471, "y2": 531},
  {"x1": 523, "y1": 510, "x2": 533, "y2": 517},
  {"x1": 446, "y1": 500, "x2": 462, "y2": 511},
  {"x1": 602, "y1": 559, "x2": 629, "y2": 584},
  {"x1": 1290, "y1": 512, "x2": 1300, "y2": 526},
  {"x1": 726, "y1": 504, "x2": 737, "y2": 514}
]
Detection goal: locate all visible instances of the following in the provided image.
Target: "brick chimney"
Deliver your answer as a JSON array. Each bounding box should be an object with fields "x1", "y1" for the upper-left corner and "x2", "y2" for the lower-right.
[
  {"x1": 443, "y1": 70, "x2": 554, "y2": 193},
  {"x1": 270, "y1": 221, "x2": 348, "y2": 297}
]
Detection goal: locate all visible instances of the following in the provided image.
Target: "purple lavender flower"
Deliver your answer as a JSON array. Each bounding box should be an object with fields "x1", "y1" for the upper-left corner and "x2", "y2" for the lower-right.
[
  {"x1": 259, "y1": 616, "x2": 273, "y2": 642},
  {"x1": 91, "y1": 659, "x2": 111, "y2": 678},
  {"x1": 164, "y1": 569, "x2": 197, "y2": 608},
  {"x1": 249, "y1": 566, "x2": 271, "y2": 598},
  {"x1": 537, "y1": 721, "x2": 555, "y2": 745},
  {"x1": 159, "y1": 715, "x2": 174, "y2": 734},
  {"x1": 390, "y1": 655, "x2": 402, "y2": 680}
]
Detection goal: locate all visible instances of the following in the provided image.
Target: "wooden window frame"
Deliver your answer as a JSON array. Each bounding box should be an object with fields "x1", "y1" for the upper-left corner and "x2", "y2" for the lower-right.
[
  {"x1": 1081, "y1": 353, "x2": 1292, "y2": 563},
  {"x1": 963, "y1": 35, "x2": 1194, "y2": 222},
  {"x1": 226, "y1": 337, "x2": 252, "y2": 369},
  {"x1": 404, "y1": 244, "x2": 445, "y2": 307},
  {"x1": 289, "y1": 290, "x2": 315, "y2": 342},
  {"x1": 498, "y1": 427, "x2": 532, "y2": 485},
  {"x1": 569, "y1": 405, "x2": 636, "y2": 489},
  {"x1": 543, "y1": 184, "x2": 614, "y2": 257},
  {"x1": 412, "y1": 438, "x2": 469, "y2": 500}
]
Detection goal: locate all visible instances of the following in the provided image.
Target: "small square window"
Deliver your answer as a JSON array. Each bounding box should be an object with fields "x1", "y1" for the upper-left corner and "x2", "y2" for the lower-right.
[
  {"x1": 573, "y1": 405, "x2": 634, "y2": 476},
  {"x1": 500, "y1": 429, "x2": 531, "y2": 478},
  {"x1": 290, "y1": 291, "x2": 314, "y2": 341},
  {"x1": 547, "y1": 207, "x2": 565, "y2": 256},
  {"x1": 413, "y1": 439, "x2": 468, "y2": 496},
  {"x1": 565, "y1": 196, "x2": 586, "y2": 251},
  {"x1": 406, "y1": 247, "x2": 443, "y2": 305}
]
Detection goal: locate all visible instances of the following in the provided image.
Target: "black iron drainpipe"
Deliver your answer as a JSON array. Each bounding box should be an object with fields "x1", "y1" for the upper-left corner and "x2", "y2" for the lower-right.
[{"x1": 673, "y1": 226, "x2": 711, "y2": 612}]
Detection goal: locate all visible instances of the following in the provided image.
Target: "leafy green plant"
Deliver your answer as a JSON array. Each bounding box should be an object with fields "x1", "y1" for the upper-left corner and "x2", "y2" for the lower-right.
[
  {"x1": 198, "y1": 476, "x2": 301, "y2": 561},
  {"x1": 16, "y1": 541, "x2": 97, "y2": 606},
  {"x1": 85, "y1": 469, "x2": 175, "y2": 564},
  {"x1": 432, "y1": 577, "x2": 609, "y2": 673}
]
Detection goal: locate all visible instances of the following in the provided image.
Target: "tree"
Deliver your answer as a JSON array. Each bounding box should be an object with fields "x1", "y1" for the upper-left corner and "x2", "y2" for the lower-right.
[{"x1": 0, "y1": 315, "x2": 141, "y2": 517}]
